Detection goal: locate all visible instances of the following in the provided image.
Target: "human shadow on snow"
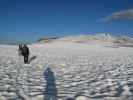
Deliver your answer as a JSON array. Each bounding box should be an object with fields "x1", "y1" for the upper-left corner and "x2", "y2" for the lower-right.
[
  {"x1": 43, "y1": 67, "x2": 58, "y2": 100},
  {"x1": 28, "y1": 55, "x2": 37, "y2": 63}
]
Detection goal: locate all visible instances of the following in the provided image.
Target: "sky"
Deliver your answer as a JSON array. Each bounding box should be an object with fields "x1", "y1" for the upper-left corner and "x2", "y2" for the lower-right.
[{"x1": 0, "y1": 0, "x2": 133, "y2": 42}]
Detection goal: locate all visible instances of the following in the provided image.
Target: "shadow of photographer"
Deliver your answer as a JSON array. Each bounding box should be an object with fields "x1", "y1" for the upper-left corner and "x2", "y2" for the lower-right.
[{"x1": 43, "y1": 67, "x2": 58, "y2": 100}]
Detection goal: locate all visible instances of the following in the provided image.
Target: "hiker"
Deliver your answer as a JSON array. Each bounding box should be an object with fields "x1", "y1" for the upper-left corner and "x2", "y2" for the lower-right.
[{"x1": 18, "y1": 44, "x2": 29, "y2": 64}]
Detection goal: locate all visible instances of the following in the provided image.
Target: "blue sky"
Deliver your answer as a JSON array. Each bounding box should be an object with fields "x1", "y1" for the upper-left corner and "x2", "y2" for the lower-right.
[{"x1": 0, "y1": 0, "x2": 133, "y2": 42}]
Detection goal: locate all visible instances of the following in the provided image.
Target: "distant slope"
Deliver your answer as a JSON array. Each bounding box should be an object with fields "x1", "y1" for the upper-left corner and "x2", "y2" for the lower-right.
[
  {"x1": 37, "y1": 33, "x2": 133, "y2": 47},
  {"x1": 54, "y1": 33, "x2": 133, "y2": 47},
  {"x1": 37, "y1": 37, "x2": 59, "y2": 43}
]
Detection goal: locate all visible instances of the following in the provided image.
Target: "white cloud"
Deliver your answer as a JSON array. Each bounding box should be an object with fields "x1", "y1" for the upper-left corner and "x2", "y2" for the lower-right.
[{"x1": 102, "y1": 9, "x2": 133, "y2": 22}]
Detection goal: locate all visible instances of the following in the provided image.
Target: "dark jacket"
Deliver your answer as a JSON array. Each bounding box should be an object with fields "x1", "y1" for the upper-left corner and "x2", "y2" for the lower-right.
[{"x1": 21, "y1": 45, "x2": 29, "y2": 56}]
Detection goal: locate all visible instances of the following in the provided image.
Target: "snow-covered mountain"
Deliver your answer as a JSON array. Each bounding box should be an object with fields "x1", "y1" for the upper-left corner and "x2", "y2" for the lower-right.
[
  {"x1": 39, "y1": 33, "x2": 133, "y2": 47},
  {"x1": 0, "y1": 34, "x2": 133, "y2": 100}
]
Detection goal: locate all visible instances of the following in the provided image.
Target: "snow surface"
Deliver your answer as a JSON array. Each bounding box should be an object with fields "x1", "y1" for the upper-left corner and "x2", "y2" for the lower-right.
[{"x1": 0, "y1": 36, "x2": 133, "y2": 100}]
